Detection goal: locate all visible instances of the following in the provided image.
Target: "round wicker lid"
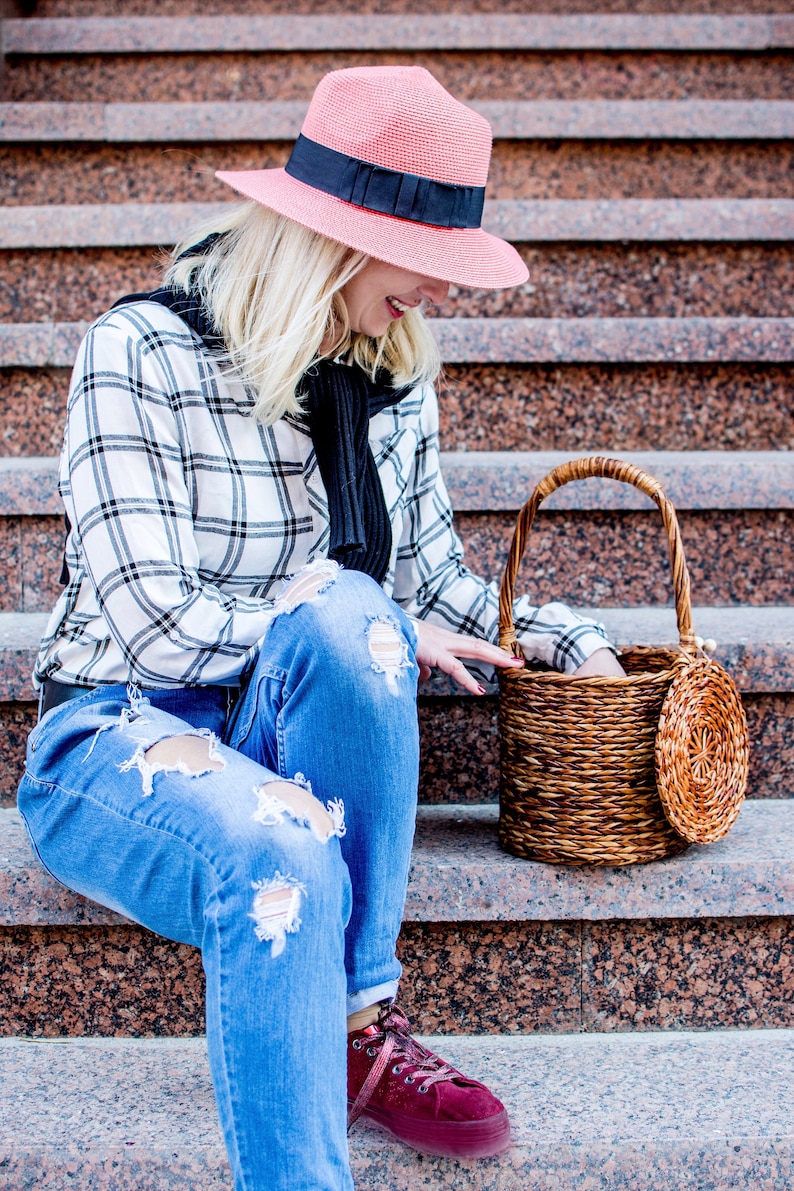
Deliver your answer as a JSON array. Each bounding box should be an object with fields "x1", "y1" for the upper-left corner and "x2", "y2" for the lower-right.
[{"x1": 654, "y1": 657, "x2": 749, "y2": 845}]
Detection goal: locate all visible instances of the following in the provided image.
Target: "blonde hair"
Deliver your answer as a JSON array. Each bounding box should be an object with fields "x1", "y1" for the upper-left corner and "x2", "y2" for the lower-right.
[{"x1": 164, "y1": 202, "x2": 442, "y2": 425}]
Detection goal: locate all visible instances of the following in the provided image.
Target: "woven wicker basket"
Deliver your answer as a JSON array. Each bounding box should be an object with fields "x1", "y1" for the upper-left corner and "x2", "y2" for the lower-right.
[{"x1": 497, "y1": 456, "x2": 749, "y2": 867}]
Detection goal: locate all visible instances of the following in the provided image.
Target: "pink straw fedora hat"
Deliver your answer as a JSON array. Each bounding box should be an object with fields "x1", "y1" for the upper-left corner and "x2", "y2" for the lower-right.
[{"x1": 216, "y1": 66, "x2": 528, "y2": 291}]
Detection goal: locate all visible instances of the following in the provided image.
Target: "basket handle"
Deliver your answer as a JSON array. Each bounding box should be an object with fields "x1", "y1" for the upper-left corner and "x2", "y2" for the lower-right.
[{"x1": 498, "y1": 455, "x2": 697, "y2": 658}]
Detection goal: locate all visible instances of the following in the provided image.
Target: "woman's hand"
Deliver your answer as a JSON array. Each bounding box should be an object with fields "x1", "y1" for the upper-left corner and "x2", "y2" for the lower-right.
[
  {"x1": 571, "y1": 647, "x2": 626, "y2": 678},
  {"x1": 413, "y1": 620, "x2": 524, "y2": 695}
]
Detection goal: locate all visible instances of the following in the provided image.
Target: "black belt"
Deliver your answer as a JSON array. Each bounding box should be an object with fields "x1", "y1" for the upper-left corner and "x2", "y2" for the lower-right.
[
  {"x1": 38, "y1": 679, "x2": 96, "y2": 719},
  {"x1": 38, "y1": 679, "x2": 240, "y2": 722}
]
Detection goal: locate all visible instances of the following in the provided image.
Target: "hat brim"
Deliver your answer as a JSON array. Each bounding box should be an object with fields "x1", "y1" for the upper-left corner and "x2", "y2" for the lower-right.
[{"x1": 215, "y1": 168, "x2": 528, "y2": 291}]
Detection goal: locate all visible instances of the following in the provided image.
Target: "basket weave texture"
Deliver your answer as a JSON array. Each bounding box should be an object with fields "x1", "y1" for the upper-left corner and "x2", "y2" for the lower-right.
[
  {"x1": 497, "y1": 456, "x2": 748, "y2": 867},
  {"x1": 655, "y1": 658, "x2": 748, "y2": 844}
]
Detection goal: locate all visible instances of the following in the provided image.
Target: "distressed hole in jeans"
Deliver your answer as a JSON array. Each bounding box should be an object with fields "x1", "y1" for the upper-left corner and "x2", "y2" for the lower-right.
[
  {"x1": 252, "y1": 778, "x2": 345, "y2": 843},
  {"x1": 367, "y1": 617, "x2": 411, "y2": 696},
  {"x1": 250, "y1": 872, "x2": 307, "y2": 957},
  {"x1": 119, "y1": 731, "x2": 225, "y2": 797},
  {"x1": 272, "y1": 558, "x2": 340, "y2": 616}
]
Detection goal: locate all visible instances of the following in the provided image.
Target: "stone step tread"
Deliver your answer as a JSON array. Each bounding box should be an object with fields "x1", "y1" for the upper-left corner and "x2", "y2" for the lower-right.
[
  {"x1": 0, "y1": 1031, "x2": 791, "y2": 1189},
  {"x1": 1, "y1": 606, "x2": 791, "y2": 701},
  {"x1": 2, "y1": 99, "x2": 792, "y2": 143},
  {"x1": 441, "y1": 450, "x2": 794, "y2": 512},
  {"x1": 5, "y1": 13, "x2": 794, "y2": 54},
  {"x1": 2, "y1": 800, "x2": 793, "y2": 928},
  {"x1": 6, "y1": 199, "x2": 794, "y2": 248},
  {"x1": 3, "y1": 317, "x2": 792, "y2": 368},
  {"x1": 2, "y1": 451, "x2": 791, "y2": 516},
  {"x1": 5, "y1": 375, "x2": 792, "y2": 458},
  {"x1": 433, "y1": 317, "x2": 794, "y2": 364}
]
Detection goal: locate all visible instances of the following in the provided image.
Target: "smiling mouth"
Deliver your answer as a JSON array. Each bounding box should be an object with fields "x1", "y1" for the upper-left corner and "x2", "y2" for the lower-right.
[{"x1": 386, "y1": 296, "x2": 414, "y2": 318}]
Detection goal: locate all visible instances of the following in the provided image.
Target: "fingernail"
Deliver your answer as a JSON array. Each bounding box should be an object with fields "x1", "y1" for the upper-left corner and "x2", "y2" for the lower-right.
[
  {"x1": 477, "y1": 684, "x2": 486, "y2": 694},
  {"x1": 509, "y1": 657, "x2": 524, "y2": 665}
]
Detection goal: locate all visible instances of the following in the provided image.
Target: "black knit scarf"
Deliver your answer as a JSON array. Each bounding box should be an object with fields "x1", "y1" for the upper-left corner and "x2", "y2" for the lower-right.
[
  {"x1": 301, "y1": 357, "x2": 411, "y2": 582},
  {"x1": 111, "y1": 240, "x2": 411, "y2": 584}
]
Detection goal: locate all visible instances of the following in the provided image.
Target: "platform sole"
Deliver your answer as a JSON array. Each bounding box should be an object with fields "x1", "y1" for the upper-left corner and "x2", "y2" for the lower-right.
[{"x1": 350, "y1": 1102, "x2": 512, "y2": 1159}]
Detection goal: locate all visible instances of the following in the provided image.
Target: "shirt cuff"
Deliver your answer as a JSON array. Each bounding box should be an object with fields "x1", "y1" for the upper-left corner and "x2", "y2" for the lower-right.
[
  {"x1": 555, "y1": 625, "x2": 618, "y2": 674},
  {"x1": 514, "y1": 605, "x2": 616, "y2": 675}
]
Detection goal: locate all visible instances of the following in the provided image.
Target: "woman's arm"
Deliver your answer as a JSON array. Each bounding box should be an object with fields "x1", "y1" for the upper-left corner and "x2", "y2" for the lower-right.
[
  {"x1": 391, "y1": 385, "x2": 621, "y2": 680},
  {"x1": 60, "y1": 309, "x2": 278, "y2": 685}
]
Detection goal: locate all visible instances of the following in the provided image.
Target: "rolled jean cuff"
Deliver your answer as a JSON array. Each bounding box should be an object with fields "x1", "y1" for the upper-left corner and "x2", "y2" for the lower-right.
[{"x1": 346, "y1": 980, "x2": 399, "y2": 1015}]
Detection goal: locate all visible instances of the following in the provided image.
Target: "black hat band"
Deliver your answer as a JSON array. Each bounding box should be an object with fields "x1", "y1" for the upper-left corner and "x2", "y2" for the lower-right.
[{"x1": 285, "y1": 134, "x2": 485, "y2": 230}]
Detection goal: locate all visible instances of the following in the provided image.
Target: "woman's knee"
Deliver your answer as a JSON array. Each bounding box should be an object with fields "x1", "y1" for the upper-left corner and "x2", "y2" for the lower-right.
[
  {"x1": 275, "y1": 560, "x2": 405, "y2": 626},
  {"x1": 271, "y1": 561, "x2": 417, "y2": 677}
]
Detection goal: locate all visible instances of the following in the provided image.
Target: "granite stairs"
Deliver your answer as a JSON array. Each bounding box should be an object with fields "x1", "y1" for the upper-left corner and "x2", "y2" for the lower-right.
[{"x1": 0, "y1": 1, "x2": 793, "y2": 1187}]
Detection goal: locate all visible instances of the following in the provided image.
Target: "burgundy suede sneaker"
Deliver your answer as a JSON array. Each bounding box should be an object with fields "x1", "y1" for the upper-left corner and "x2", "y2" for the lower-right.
[{"x1": 347, "y1": 1003, "x2": 511, "y2": 1158}]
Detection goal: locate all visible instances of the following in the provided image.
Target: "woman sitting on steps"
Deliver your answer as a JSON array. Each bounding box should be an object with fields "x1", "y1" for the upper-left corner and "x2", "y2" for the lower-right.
[{"x1": 18, "y1": 65, "x2": 623, "y2": 1191}]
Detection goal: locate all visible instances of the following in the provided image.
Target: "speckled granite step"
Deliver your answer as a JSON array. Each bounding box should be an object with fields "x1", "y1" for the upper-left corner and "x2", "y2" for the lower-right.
[
  {"x1": 0, "y1": 606, "x2": 792, "y2": 702},
  {"x1": 442, "y1": 450, "x2": 794, "y2": 511},
  {"x1": 4, "y1": 143, "x2": 788, "y2": 207},
  {"x1": 7, "y1": 779, "x2": 794, "y2": 923},
  {"x1": 6, "y1": 13, "x2": 794, "y2": 54},
  {"x1": 0, "y1": 606, "x2": 790, "y2": 810},
  {"x1": 7, "y1": 509, "x2": 793, "y2": 614},
  {"x1": 4, "y1": 200, "x2": 794, "y2": 249},
  {"x1": 4, "y1": 360, "x2": 791, "y2": 457},
  {"x1": 9, "y1": 42, "x2": 792, "y2": 109},
  {"x1": 3, "y1": 796, "x2": 793, "y2": 1037},
  {"x1": 0, "y1": 454, "x2": 790, "y2": 615},
  {"x1": 1, "y1": 450, "x2": 790, "y2": 515},
  {"x1": 5, "y1": 607, "x2": 791, "y2": 805},
  {"x1": 4, "y1": 15, "x2": 792, "y2": 110},
  {"x1": 6, "y1": 245, "x2": 793, "y2": 324},
  {"x1": 2, "y1": 99, "x2": 793, "y2": 143},
  {"x1": 433, "y1": 318, "x2": 794, "y2": 364},
  {"x1": 3, "y1": 799, "x2": 793, "y2": 928},
  {"x1": 3, "y1": 318, "x2": 792, "y2": 369},
  {"x1": 0, "y1": 1030, "x2": 792, "y2": 1189}
]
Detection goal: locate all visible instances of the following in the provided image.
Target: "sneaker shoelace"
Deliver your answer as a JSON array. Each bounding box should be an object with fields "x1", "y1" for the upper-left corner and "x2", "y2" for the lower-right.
[{"x1": 347, "y1": 1006, "x2": 459, "y2": 1129}]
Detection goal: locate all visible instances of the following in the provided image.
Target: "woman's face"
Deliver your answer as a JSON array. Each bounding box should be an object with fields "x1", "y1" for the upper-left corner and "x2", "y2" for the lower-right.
[{"x1": 340, "y1": 259, "x2": 450, "y2": 337}]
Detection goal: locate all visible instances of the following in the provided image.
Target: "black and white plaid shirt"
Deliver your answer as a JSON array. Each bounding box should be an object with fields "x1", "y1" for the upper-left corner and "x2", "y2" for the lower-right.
[{"x1": 35, "y1": 302, "x2": 609, "y2": 688}]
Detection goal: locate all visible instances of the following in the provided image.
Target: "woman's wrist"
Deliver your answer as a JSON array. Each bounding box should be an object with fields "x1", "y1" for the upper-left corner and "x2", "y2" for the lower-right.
[{"x1": 571, "y1": 647, "x2": 626, "y2": 678}]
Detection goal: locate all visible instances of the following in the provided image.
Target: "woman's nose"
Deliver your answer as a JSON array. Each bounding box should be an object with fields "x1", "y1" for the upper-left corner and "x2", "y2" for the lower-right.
[{"x1": 417, "y1": 277, "x2": 450, "y2": 305}]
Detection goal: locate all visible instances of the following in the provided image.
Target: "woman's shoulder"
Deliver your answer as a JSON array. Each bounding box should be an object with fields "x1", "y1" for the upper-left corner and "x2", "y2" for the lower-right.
[
  {"x1": 69, "y1": 301, "x2": 243, "y2": 417},
  {"x1": 370, "y1": 382, "x2": 440, "y2": 451},
  {"x1": 86, "y1": 299, "x2": 208, "y2": 352},
  {"x1": 75, "y1": 301, "x2": 226, "y2": 396},
  {"x1": 377, "y1": 380, "x2": 437, "y2": 425}
]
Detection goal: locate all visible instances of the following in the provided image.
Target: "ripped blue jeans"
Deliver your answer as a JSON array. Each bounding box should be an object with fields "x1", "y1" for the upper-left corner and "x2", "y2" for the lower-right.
[{"x1": 17, "y1": 567, "x2": 420, "y2": 1191}]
